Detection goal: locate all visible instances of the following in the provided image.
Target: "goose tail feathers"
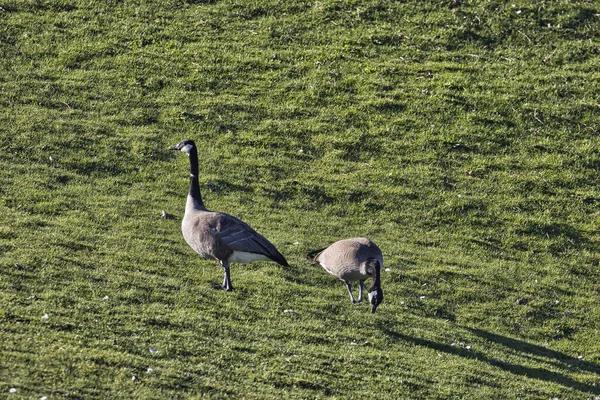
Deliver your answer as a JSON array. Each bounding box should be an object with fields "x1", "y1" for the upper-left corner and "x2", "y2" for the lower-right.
[{"x1": 306, "y1": 247, "x2": 327, "y2": 262}]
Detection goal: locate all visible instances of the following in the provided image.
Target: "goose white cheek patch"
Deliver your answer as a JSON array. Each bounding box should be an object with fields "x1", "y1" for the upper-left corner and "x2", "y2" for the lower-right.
[
  {"x1": 369, "y1": 290, "x2": 378, "y2": 303},
  {"x1": 181, "y1": 144, "x2": 194, "y2": 154}
]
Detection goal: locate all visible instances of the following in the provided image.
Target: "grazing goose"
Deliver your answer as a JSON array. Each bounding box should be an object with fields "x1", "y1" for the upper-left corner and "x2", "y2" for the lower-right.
[
  {"x1": 169, "y1": 139, "x2": 289, "y2": 291},
  {"x1": 308, "y1": 238, "x2": 384, "y2": 313}
]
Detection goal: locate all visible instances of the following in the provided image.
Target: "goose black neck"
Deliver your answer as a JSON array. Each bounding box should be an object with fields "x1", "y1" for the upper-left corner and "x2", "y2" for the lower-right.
[
  {"x1": 368, "y1": 260, "x2": 381, "y2": 291},
  {"x1": 188, "y1": 147, "x2": 204, "y2": 208}
]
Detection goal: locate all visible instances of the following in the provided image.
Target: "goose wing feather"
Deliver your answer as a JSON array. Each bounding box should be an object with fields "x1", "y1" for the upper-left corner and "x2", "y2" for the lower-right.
[{"x1": 214, "y1": 213, "x2": 289, "y2": 266}]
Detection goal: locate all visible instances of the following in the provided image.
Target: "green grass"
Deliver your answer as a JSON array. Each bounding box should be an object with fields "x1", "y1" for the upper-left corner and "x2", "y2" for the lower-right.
[{"x1": 1, "y1": 0, "x2": 600, "y2": 398}]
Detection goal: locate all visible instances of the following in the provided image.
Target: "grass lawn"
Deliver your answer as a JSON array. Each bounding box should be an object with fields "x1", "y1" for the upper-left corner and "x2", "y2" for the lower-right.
[{"x1": 1, "y1": 0, "x2": 599, "y2": 398}]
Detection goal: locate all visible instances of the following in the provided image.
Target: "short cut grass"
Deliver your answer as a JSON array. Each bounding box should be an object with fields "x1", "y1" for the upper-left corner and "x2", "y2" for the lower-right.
[{"x1": 1, "y1": 0, "x2": 599, "y2": 399}]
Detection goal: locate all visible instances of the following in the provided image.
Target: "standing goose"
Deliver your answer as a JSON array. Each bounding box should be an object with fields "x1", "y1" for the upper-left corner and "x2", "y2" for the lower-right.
[
  {"x1": 169, "y1": 139, "x2": 289, "y2": 291},
  {"x1": 308, "y1": 238, "x2": 384, "y2": 313}
]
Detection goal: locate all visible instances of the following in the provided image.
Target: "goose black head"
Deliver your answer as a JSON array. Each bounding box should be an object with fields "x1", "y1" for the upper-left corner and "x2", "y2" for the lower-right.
[
  {"x1": 365, "y1": 258, "x2": 383, "y2": 313},
  {"x1": 368, "y1": 288, "x2": 384, "y2": 314},
  {"x1": 169, "y1": 139, "x2": 196, "y2": 155}
]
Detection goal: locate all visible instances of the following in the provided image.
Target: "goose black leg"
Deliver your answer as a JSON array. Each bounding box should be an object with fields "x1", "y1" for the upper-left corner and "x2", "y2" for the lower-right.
[
  {"x1": 211, "y1": 260, "x2": 233, "y2": 291},
  {"x1": 221, "y1": 260, "x2": 233, "y2": 291},
  {"x1": 356, "y1": 280, "x2": 366, "y2": 303},
  {"x1": 344, "y1": 281, "x2": 360, "y2": 304}
]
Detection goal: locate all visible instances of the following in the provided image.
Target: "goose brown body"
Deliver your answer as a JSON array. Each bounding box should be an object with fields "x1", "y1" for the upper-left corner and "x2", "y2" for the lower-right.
[
  {"x1": 309, "y1": 237, "x2": 384, "y2": 313},
  {"x1": 312, "y1": 237, "x2": 383, "y2": 281},
  {"x1": 182, "y1": 207, "x2": 288, "y2": 266}
]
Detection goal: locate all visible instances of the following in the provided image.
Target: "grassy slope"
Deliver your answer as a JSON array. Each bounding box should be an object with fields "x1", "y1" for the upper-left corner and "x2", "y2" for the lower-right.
[{"x1": 1, "y1": 0, "x2": 599, "y2": 398}]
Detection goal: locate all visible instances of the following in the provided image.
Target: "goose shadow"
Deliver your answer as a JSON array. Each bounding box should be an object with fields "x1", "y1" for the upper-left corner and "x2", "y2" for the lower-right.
[
  {"x1": 466, "y1": 327, "x2": 600, "y2": 376},
  {"x1": 379, "y1": 325, "x2": 600, "y2": 395}
]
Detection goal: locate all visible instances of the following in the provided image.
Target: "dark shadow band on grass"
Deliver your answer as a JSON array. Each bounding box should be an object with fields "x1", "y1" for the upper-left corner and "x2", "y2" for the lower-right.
[
  {"x1": 380, "y1": 327, "x2": 600, "y2": 395},
  {"x1": 467, "y1": 327, "x2": 600, "y2": 375}
]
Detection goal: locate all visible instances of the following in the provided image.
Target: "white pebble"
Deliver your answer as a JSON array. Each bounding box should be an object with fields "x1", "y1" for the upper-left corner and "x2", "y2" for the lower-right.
[
  {"x1": 451, "y1": 343, "x2": 456, "y2": 347},
  {"x1": 103, "y1": 296, "x2": 109, "y2": 301},
  {"x1": 466, "y1": 345, "x2": 471, "y2": 350},
  {"x1": 9, "y1": 388, "x2": 17, "y2": 393},
  {"x1": 147, "y1": 368, "x2": 154, "y2": 373},
  {"x1": 419, "y1": 296, "x2": 426, "y2": 300},
  {"x1": 385, "y1": 268, "x2": 390, "y2": 272}
]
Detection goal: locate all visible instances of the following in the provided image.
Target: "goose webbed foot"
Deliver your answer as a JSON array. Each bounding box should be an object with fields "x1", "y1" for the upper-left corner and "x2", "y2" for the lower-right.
[{"x1": 209, "y1": 281, "x2": 233, "y2": 291}]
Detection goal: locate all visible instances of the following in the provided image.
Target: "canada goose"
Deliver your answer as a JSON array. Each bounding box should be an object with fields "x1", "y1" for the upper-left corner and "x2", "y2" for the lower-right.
[
  {"x1": 308, "y1": 238, "x2": 384, "y2": 313},
  {"x1": 169, "y1": 139, "x2": 289, "y2": 291}
]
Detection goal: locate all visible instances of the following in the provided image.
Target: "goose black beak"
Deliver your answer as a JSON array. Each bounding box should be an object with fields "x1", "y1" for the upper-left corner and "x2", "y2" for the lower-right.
[{"x1": 169, "y1": 144, "x2": 180, "y2": 150}]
